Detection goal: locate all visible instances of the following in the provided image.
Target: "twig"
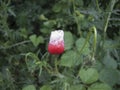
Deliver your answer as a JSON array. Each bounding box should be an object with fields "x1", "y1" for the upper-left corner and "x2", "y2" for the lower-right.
[{"x1": 0, "y1": 40, "x2": 31, "y2": 49}]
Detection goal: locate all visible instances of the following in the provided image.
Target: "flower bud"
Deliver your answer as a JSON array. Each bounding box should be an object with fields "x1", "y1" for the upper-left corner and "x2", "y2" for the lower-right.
[{"x1": 48, "y1": 30, "x2": 64, "y2": 54}]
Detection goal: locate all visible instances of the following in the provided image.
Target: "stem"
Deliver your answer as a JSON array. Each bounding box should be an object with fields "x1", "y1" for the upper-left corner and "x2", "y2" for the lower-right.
[
  {"x1": 72, "y1": 0, "x2": 81, "y2": 36},
  {"x1": 44, "y1": 66, "x2": 52, "y2": 74},
  {"x1": 72, "y1": 0, "x2": 75, "y2": 13},
  {"x1": 54, "y1": 55, "x2": 59, "y2": 73},
  {"x1": 76, "y1": 18, "x2": 81, "y2": 36},
  {"x1": 104, "y1": 0, "x2": 116, "y2": 33},
  {"x1": 79, "y1": 26, "x2": 97, "y2": 59},
  {"x1": 92, "y1": 27, "x2": 97, "y2": 57},
  {"x1": 105, "y1": 44, "x2": 120, "y2": 49},
  {"x1": 102, "y1": 0, "x2": 116, "y2": 47},
  {"x1": 96, "y1": 0, "x2": 101, "y2": 13},
  {"x1": 79, "y1": 31, "x2": 92, "y2": 56}
]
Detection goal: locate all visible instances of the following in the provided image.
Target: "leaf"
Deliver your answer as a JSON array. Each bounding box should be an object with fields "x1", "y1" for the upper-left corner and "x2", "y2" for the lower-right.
[
  {"x1": 94, "y1": 61, "x2": 103, "y2": 71},
  {"x1": 20, "y1": 28, "x2": 28, "y2": 39},
  {"x1": 8, "y1": 8, "x2": 16, "y2": 17},
  {"x1": 64, "y1": 31, "x2": 74, "y2": 50},
  {"x1": 79, "y1": 68, "x2": 99, "y2": 84},
  {"x1": 102, "y1": 53, "x2": 117, "y2": 69},
  {"x1": 52, "y1": 2, "x2": 62, "y2": 13},
  {"x1": 37, "y1": 36, "x2": 44, "y2": 43},
  {"x1": 75, "y1": 38, "x2": 90, "y2": 55},
  {"x1": 39, "y1": 14, "x2": 48, "y2": 21},
  {"x1": 25, "y1": 52, "x2": 40, "y2": 73},
  {"x1": 40, "y1": 28, "x2": 51, "y2": 34},
  {"x1": 75, "y1": 0, "x2": 83, "y2": 7},
  {"x1": 29, "y1": 35, "x2": 44, "y2": 47},
  {"x1": 88, "y1": 83, "x2": 112, "y2": 90},
  {"x1": 22, "y1": 85, "x2": 36, "y2": 90},
  {"x1": 16, "y1": 12, "x2": 28, "y2": 27},
  {"x1": 40, "y1": 85, "x2": 52, "y2": 90},
  {"x1": 60, "y1": 50, "x2": 81, "y2": 67},
  {"x1": 104, "y1": 40, "x2": 114, "y2": 49},
  {"x1": 43, "y1": 20, "x2": 56, "y2": 28},
  {"x1": 99, "y1": 68, "x2": 119, "y2": 86},
  {"x1": 70, "y1": 85, "x2": 86, "y2": 90}
]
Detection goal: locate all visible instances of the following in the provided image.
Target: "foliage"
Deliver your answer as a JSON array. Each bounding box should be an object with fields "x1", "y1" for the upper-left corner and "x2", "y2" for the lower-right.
[{"x1": 0, "y1": 0, "x2": 120, "y2": 90}]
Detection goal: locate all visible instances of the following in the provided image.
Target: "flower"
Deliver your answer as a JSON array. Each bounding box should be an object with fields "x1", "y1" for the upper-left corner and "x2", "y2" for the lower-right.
[{"x1": 48, "y1": 30, "x2": 64, "y2": 54}]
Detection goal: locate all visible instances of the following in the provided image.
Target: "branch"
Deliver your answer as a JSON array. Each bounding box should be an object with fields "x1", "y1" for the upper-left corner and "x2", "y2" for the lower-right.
[{"x1": 0, "y1": 40, "x2": 31, "y2": 49}]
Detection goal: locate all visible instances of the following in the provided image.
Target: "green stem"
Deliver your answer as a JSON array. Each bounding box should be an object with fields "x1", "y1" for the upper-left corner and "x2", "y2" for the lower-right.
[
  {"x1": 72, "y1": 0, "x2": 81, "y2": 36},
  {"x1": 79, "y1": 26, "x2": 97, "y2": 58},
  {"x1": 79, "y1": 31, "x2": 92, "y2": 56},
  {"x1": 72, "y1": 0, "x2": 75, "y2": 13},
  {"x1": 76, "y1": 18, "x2": 81, "y2": 36},
  {"x1": 105, "y1": 44, "x2": 120, "y2": 49},
  {"x1": 92, "y1": 27, "x2": 97, "y2": 57},
  {"x1": 44, "y1": 66, "x2": 52, "y2": 74},
  {"x1": 102, "y1": 0, "x2": 116, "y2": 47},
  {"x1": 0, "y1": 40, "x2": 31, "y2": 50},
  {"x1": 96, "y1": 0, "x2": 101, "y2": 13},
  {"x1": 54, "y1": 55, "x2": 59, "y2": 73}
]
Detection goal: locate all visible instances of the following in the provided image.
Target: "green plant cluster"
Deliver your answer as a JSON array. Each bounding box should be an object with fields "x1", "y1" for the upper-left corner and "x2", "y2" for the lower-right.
[{"x1": 0, "y1": 0, "x2": 120, "y2": 90}]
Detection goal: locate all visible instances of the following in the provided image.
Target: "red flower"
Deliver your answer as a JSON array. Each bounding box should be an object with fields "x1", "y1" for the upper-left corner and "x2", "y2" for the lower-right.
[{"x1": 48, "y1": 30, "x2": 64, "y2": 54}]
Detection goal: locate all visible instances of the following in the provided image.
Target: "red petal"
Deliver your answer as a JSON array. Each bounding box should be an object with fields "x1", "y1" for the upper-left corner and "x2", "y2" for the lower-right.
[{"x1": 48, "y1": 42, "x2": 64, "y2": 54}]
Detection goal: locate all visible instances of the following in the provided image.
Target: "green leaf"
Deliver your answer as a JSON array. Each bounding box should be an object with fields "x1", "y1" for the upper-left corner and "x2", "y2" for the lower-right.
[
  {"x1": 29, "y1": 35, "x2": 44, "y2": 47},
  {"x1": 102, "y1": 53, "x2": 117, "y2": 69},
  {"x1": 60, "y1": 50, "x2": 80, "y2": 67},
  {"x1": 52, "y1": 3, "x2": 62, "y2": 13},
  {"x1": 94, "y1": 61, "x2": 103, "y2": 71},
  {"x1": 8, "y1": 8, "x2": 16, "y2": 17},
  {"x1": 104, "y1": 40, "x2": 115, "y2": 49},
  {"x1": 20, "y1": 28, "x2": 28, "y2": 39},
  {"x1": 88, "y1": 83, "x2": 112, "y2": 90},
  {"x1": 70, "y1": 85, "x2": 86, "y2": 90},
  {"x1": 75, "y1": 0, "x2": 83, "y2": 7},
  {"x1": 75, "y1": 38, "x2": 90, "y2": 55},
  {"x1": 40, "y1": 85, "x2": 52, "y2": 90},
  {"x1": 99, "y1": 68, "x2": 119, "y2": 86},
  {"x1": 79, "y1": 68, "x2": 99, "y2": 84},
  {"x1": 38, "y1": 36, "x2": 44, "y2": 43},
  {"x1": 22, "y1": 85, "x2": 36, "y2": 90},
  {"x1": 64, "y1": 31, "x2": 74, "y2": 50},
  {"x1": 39, "y1": 14, "x2": 48, "y2": 21},
  {"x1": 40, "y1": 28, "x2": 51, "y2": 34},
  {"x1": 25, "y1": 52, "x2": 40, "y2": 73},
  {"x1": 43, "y1": 20, "x2": 56, "y2": 28}
]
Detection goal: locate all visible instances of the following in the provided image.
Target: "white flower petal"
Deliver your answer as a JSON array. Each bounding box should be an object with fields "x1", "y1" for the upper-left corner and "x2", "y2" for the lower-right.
[{"x1": 49, "y1": 30, "x2": 64, "y2": 45}]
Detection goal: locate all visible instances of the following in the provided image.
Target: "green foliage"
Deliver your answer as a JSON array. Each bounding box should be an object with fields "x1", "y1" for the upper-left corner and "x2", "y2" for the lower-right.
[
  {"x1": 88, "y1": 83, "x2": 112, "y2": 90},
  {"x1": 102, "y1": 52, "x2": 117, "y2": 69},
  {"x1": 75, "y1": 38, "x2": 90, "y2": 55},
  {"x1": 22, "y1": 85, "x2": 36, "y2": 90},
  {"x1": 40, "y1": 85, "x2": 52, "y2": 90},
  {"x1": 60, "y1": 50, "x2": 80, "y2": 67},
  {"x1": 0, "y1": 0, "x2": 120, "y2": 90},
  {"x1": 29, "y1": 35, "x2": 44, "y2": 47},
  {"x1": 99, "y1": 68, "x2": 119, "y2": 86},
  {"x1": 70, "y1": 85, "x2": 86, "y2": 90},
  {"x1": 79, "y1": 68, "x2": 99, "y2": 84},
  {"x1": 64, "y1": 31, "x2": 74, "y2": 50}
]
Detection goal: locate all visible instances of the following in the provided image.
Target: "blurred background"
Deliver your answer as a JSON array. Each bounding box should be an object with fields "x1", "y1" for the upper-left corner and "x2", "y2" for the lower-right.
[{"x1": 0, "y1": 0, "x2": 120, "y2": 90}]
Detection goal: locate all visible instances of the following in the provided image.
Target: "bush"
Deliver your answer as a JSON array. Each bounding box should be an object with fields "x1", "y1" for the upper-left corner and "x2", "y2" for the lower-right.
[{"x1": 0, "y1": 0, "x2": 120, "y2": 90}]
